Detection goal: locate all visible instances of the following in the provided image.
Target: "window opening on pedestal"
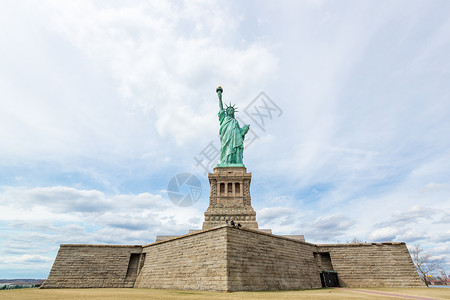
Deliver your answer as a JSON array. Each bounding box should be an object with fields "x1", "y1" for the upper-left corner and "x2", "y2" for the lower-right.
[
  {"x1": 220, "y1": 183, "x2": 225, "y2": 194},
  {"x1": 228, "y1": 183, "x2": 232, "y2": 194},
  {"x1": 235, "y1": 183, "x2": 240, "y2": 194}
]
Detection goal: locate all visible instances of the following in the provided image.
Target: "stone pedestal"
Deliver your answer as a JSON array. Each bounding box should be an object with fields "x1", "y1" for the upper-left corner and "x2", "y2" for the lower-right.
[{"x1": 202, "y1": 166, "x2": 258, "y2": 230}]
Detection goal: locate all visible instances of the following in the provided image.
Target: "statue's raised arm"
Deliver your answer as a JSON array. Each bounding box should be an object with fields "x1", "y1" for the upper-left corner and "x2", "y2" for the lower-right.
[
  {"x1": 216, "y1": 86, "x2": 224, "y2": 111},
  {"x1": 215, "y1": 86, "x2": 250, "y2": 167}
]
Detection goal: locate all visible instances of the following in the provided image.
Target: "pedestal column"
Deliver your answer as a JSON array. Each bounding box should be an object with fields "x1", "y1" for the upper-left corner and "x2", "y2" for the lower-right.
[{"x1": 202, "y1": 166, "x2": 258, "y2": 230}]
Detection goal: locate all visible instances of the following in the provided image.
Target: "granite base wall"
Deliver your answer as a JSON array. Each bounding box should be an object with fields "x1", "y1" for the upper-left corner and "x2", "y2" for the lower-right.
[
  {"x1": 317, "y1": 243, "x2": 424, "y2": 287},
  {"x1": 41, "y1": 245, "x2": 142, "y2": 288},
  {"x1": 134, "y1": 228, "x2": 228, "y2": 291},
  {"x1": 226, "y1": 228, "x2": 322, "y2": 291},
  {"x1": 42, "y1": 226, "x2": 423, "y2": 290}
]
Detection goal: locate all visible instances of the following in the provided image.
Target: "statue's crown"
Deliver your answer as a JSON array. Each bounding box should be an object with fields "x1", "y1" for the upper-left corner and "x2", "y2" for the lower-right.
[{"x1": 225, "y1": 102, "x2": 238, "y2": 112}]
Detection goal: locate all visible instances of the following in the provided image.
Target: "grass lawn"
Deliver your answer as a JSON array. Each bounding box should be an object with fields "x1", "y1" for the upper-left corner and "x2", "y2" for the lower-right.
[{"x1": 1, "y1": 287, "x2": 449, "y2": 300}]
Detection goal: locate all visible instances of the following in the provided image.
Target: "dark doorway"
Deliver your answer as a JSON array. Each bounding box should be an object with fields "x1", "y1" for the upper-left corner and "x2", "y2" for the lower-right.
[
  {"x1": 321, "y1": 271, "x2": 339, "y2": 287},
  {"x1": 125, "y1": 253, "x2": 141, "y2": 278}
]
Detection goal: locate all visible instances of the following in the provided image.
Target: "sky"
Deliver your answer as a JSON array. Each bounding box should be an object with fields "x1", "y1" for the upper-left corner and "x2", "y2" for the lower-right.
[{"x1": 1, "y1": 0, "x2": 449, "y2": 279}]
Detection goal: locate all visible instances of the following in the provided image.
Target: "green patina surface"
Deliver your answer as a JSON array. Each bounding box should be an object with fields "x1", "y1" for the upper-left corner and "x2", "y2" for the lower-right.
[
  {"x1": 216, "y1": 163, "x2": 245, "y2": 168},
  {"x1": 216, "y1": 86, "x2": 250, "y2": 167}
]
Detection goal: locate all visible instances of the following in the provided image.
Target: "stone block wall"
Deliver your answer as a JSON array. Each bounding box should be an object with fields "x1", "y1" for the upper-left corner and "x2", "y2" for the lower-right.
[
  {"x1": 41, "y1": 244, "x2": 142, "y2": 288},
  {"x1": 314, "y1": 252, "x2": 333, "y2": 271},
  {"x1": 226, "y1": 227, "x2": 323, "y2": 291},
  {"x1": 42, "y1": 227, "x2": 423, "y2": 290},
  {"x1": 134, "y1": 227, "x2": 228, "y2": 291},
  {"x1": 317, "y1": 243, "x2": 424, "y2": 287}
]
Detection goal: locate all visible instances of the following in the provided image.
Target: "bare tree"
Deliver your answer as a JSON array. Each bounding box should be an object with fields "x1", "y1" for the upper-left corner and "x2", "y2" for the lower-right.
[
  {"x1": 350, "y1": 237, "x2": 363, "y2": 243},
  {"x1": 440, "y1": 269, "x2": 448, "y2": 285},
  {"x1": 410, "y1": 245, "x2": 441, "y2": 287}
]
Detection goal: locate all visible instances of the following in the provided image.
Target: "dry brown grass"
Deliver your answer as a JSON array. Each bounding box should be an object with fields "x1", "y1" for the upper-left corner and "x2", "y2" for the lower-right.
[{"x1": 1, "y1": 287, "x2": 449, "y2": 300}]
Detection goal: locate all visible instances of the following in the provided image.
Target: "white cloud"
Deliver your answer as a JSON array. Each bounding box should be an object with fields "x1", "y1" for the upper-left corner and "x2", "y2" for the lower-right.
[
  {"x1": 388, "y1": 206, "x2": 437, "y2": 226},
  {"x1": 2, "y1": 186, "x2": 112, "y2": 213},
  {"x1": 34, "y1": 0, "x2": 277, "y2": 147},
  {"x1": 299, "y1": 215, "x2": 355, "y2": 242},
  {"x1": 257, "y1": 207, "x2": 299, "y2": 229},
  {"x1": 0, "y1": 185, "x2": 203, "y2": 245},
  {"x1": 0, "y1": 254, "x2": 53, "y2": 264},
  {"x1": 258, "y1": 207, "x2": 296, "y2": 220},
  {"x1": 369, "y1": 227, "x2": 400, "y2": 242},
  {"x1": 0, "y1": 183, "x2": 207, "y2": 277},
  {"x1": 0, "y1": 0, "x2": 277, "y2": 170},
  {"x1": 437, "y1": 211, "x2": 450, "y2": 224},
  {"x1": 420, "y1": 183, "x2": 450, "y2": 193},
  {"x1": 397, "y1": 228, "x2": 429, "y2": 243}
]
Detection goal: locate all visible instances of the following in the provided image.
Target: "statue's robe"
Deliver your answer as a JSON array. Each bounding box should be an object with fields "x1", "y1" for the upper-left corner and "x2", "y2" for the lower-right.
[{"x1": 218, "y1": 110, "x2": 247, "y2": 164}]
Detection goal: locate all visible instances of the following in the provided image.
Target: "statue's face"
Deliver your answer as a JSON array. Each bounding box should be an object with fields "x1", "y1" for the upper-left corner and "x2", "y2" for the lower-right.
[{"x1": 226, "y1": 107, "x2": 235, "y2": 117}]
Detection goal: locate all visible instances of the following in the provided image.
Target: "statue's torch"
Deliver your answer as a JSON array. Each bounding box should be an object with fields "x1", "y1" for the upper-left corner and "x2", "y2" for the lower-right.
[
  {"x1": 216, "y1": 86, "x2": 223, "y2": 100},
  {"x1": 216, "y1": 86, "x2": 224, "y2": 110}
]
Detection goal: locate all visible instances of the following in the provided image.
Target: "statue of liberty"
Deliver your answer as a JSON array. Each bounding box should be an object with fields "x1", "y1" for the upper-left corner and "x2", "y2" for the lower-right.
[{"x1": 216, "y1": 86, "x2": 250, "y2": 166}]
